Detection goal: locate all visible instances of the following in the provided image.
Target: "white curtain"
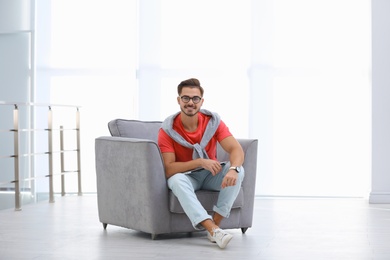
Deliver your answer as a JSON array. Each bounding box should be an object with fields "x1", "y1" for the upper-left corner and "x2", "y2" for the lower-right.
[
  {"x1": 36, "y1": 0, "x2": 138, "y2": 193},
  {"x1": 37, "y1": 0, "x2": 371, "y2": 197},
  {"x1": 251, "y1": 0, "x2": 371, "y2": 197}
]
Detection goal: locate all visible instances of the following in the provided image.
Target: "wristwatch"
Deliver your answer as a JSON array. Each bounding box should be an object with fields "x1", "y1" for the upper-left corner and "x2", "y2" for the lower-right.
[{"x1": 229, "y1": 166, "x2": 240, "y2": 173}]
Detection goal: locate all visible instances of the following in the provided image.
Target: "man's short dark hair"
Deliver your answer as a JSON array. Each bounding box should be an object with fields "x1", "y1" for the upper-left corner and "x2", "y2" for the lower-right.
[{"x1": 177, "y1": 78, "x2": 204, "y2": 96}]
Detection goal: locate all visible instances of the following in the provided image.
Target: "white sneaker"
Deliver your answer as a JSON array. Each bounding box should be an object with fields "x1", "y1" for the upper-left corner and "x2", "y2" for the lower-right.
[
  {"x1": 207, "y1": 232, "x2": 216, "y2": 243},
  {"x1": 208, "y1": 228, "x2": 233, "y2": 249}
]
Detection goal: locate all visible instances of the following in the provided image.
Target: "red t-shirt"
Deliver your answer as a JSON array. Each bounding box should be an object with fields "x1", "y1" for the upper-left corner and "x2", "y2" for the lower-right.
[{"x1": 158, "y1": 112, "x2": 232, "y2": 162}]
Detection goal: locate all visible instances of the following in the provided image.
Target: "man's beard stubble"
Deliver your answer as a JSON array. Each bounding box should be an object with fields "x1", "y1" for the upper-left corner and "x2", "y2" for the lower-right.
[{"x1": 181, "y1": 104, "x2": 199, "y2": 117}]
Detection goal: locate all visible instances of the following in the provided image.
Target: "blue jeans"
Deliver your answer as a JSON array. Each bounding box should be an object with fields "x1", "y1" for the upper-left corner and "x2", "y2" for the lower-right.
[{"x1": 167, "y1": 162, "x2": 245, "y2": 230}]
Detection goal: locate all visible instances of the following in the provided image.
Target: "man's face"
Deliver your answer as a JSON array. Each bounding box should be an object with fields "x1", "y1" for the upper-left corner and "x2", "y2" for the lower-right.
[{"x1": 177, "y1": 86, "x2": 203, "y2": 117}]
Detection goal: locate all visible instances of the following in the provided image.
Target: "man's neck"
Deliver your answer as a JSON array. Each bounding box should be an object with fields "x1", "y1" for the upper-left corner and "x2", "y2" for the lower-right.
[{"x1": 180, "y1": 112, "x2": 199, "y2": 132}]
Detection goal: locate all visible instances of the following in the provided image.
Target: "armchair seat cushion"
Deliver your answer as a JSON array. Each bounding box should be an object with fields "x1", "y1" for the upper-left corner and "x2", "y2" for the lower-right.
[{"x1": 168, "y1": 188, "x2": 244, "y2": 214}]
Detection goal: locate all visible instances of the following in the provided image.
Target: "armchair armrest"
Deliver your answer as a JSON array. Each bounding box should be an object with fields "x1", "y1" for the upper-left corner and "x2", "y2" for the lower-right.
[
  {"x1": 217, "y1": 138, "x2": 258, "y2": 227},
  {"x1": 95, "y1": 136, "x2": 171, "y2": 235},
  {"x1": 217, "y1": 138, "x2": 258, "y2": 188},
  {"x1": 236, "y1": 139, "x2": 258, "y2": 228}
]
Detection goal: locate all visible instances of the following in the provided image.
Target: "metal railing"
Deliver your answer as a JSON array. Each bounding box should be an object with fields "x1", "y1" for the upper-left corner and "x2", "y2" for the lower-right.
[{"x1": 0, "y1": 101, "x2": 82, "y2": 210}]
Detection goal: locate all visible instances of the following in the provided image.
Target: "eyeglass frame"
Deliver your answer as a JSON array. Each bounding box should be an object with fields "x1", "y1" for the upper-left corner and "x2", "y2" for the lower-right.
[{"x1": 179, "y1": 95, "x2": 203, "y2": 104}]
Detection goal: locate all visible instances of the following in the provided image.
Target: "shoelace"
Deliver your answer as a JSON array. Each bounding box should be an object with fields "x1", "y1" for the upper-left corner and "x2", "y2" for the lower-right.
[{"x1": 213, "y1": 229, "x2": 227, "y2": 239}]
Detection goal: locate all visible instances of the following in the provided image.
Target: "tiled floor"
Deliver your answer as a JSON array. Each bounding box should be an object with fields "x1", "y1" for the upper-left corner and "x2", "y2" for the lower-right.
[{"x1": 1, "y1": 194, "x2": 390, "y2": 260}]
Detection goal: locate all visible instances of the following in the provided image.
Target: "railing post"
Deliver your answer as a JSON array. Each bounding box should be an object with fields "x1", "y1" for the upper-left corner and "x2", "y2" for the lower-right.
[
  {"x1": 76, "y1": 108, "x2": 82, "y2": 196},
  {"x1": 48, "y1": 106, "x2": 54, "y2": 203},
  {"x1": 1, "y1": 102, "x2": 82, "y2": 209},
  {"x1": 60, "y1": 125, "x2": 65, "y2": 196},
  {"x1": 13, "y1": 105, "x2": 21, "y2": 211}
]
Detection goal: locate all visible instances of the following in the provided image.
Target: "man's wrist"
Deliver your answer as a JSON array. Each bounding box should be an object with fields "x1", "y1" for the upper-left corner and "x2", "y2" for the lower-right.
[{"x1": 229, "y1": 166, "x2": 240, "y2": 173}]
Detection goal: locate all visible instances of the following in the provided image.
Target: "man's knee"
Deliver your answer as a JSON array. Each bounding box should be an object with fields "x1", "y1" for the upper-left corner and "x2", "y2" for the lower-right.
[{"x1": 167, "y1": 174, "x2": 189, "y2": 190}]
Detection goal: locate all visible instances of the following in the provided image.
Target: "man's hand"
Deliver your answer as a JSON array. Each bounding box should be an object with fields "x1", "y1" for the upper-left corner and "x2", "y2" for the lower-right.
[
  {"x1": 201, "y1": 159, "x2": 222, "y2": 176},
  {"x1": 221, "y1": 170, "x2": 238, "y2": 189}
]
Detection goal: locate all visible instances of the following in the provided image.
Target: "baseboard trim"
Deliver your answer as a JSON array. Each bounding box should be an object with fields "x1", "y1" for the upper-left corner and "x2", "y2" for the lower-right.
[{"x1": 369, "y1": 192, "x2": 390, "y2": 204}]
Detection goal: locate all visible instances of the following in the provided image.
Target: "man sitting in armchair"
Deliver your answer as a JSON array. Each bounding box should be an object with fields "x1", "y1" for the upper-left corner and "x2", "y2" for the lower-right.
[{"x1": 158, "y1": 78, "x2": 245, "y2": 249}]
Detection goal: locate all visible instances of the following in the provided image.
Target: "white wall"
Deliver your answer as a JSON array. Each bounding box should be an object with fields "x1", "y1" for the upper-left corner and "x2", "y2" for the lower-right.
[{"x1": 370, "y1": 0, "x2": 390, "y2": 203}]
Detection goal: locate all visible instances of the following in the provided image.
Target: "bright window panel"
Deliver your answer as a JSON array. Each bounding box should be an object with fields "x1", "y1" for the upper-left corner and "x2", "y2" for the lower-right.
[
  {"x1": 271, "y1": 74, "x2": 370, "y2": 196},
  {"x1": 50, "y1": 0, "x2": 137, "y2": 69},
  {"x1": 254, "y1": 0, "x2": 371, "y2": 197},
  {"x1": 272, "y1": 0, "x2": 371, "y2": 70},
  {"x1": 161, "y1": 0, "x2": 251, "y2": 70}
]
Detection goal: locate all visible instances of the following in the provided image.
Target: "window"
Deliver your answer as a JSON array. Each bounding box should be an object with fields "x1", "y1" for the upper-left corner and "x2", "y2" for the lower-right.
[
  {"x1": 36, "y1": 0, "x2": 138, "y2": 193},
  {"x1": 36, "y1": 0, "x2": 371, "y2": 197}
]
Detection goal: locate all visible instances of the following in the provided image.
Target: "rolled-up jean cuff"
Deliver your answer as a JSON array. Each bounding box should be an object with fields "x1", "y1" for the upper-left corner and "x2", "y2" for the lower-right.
[
  {"x1": 194, "y1": 215, "x2": 213, "y2": 230},
  {"x1": 213, "y1": 206, "x2": 230, "y2": 218}
]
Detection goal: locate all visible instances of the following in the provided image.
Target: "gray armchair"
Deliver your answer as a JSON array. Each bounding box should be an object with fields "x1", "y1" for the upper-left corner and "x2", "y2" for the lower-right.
[{"x1": 95, "y1": 119, "x2": 258, "y2": 239}]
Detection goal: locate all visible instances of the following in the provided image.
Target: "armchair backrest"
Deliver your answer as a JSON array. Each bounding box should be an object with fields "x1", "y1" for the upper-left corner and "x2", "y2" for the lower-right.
[{"x1": 108, "y1": 119, "x2": 162, "y2": 143}]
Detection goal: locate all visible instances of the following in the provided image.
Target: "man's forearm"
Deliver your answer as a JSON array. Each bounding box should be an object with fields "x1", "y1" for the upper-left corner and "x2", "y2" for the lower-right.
[
  {"x1": 164, "y1": 158, "x2": 204, "y2": 178},
  {"x1": 228, "y1": 148, "x2": 245, "y2": 168}
]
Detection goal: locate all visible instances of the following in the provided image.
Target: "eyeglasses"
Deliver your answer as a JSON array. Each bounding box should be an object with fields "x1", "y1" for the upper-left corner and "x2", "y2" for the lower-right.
[{"x1": 180, "y1": 95, "x2": 202, "y2": 104}]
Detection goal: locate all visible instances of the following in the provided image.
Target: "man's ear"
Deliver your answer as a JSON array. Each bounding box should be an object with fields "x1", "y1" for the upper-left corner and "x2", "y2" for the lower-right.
[{"x1": 177, "y1": 96, "x2": 181, "y2": 104}]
